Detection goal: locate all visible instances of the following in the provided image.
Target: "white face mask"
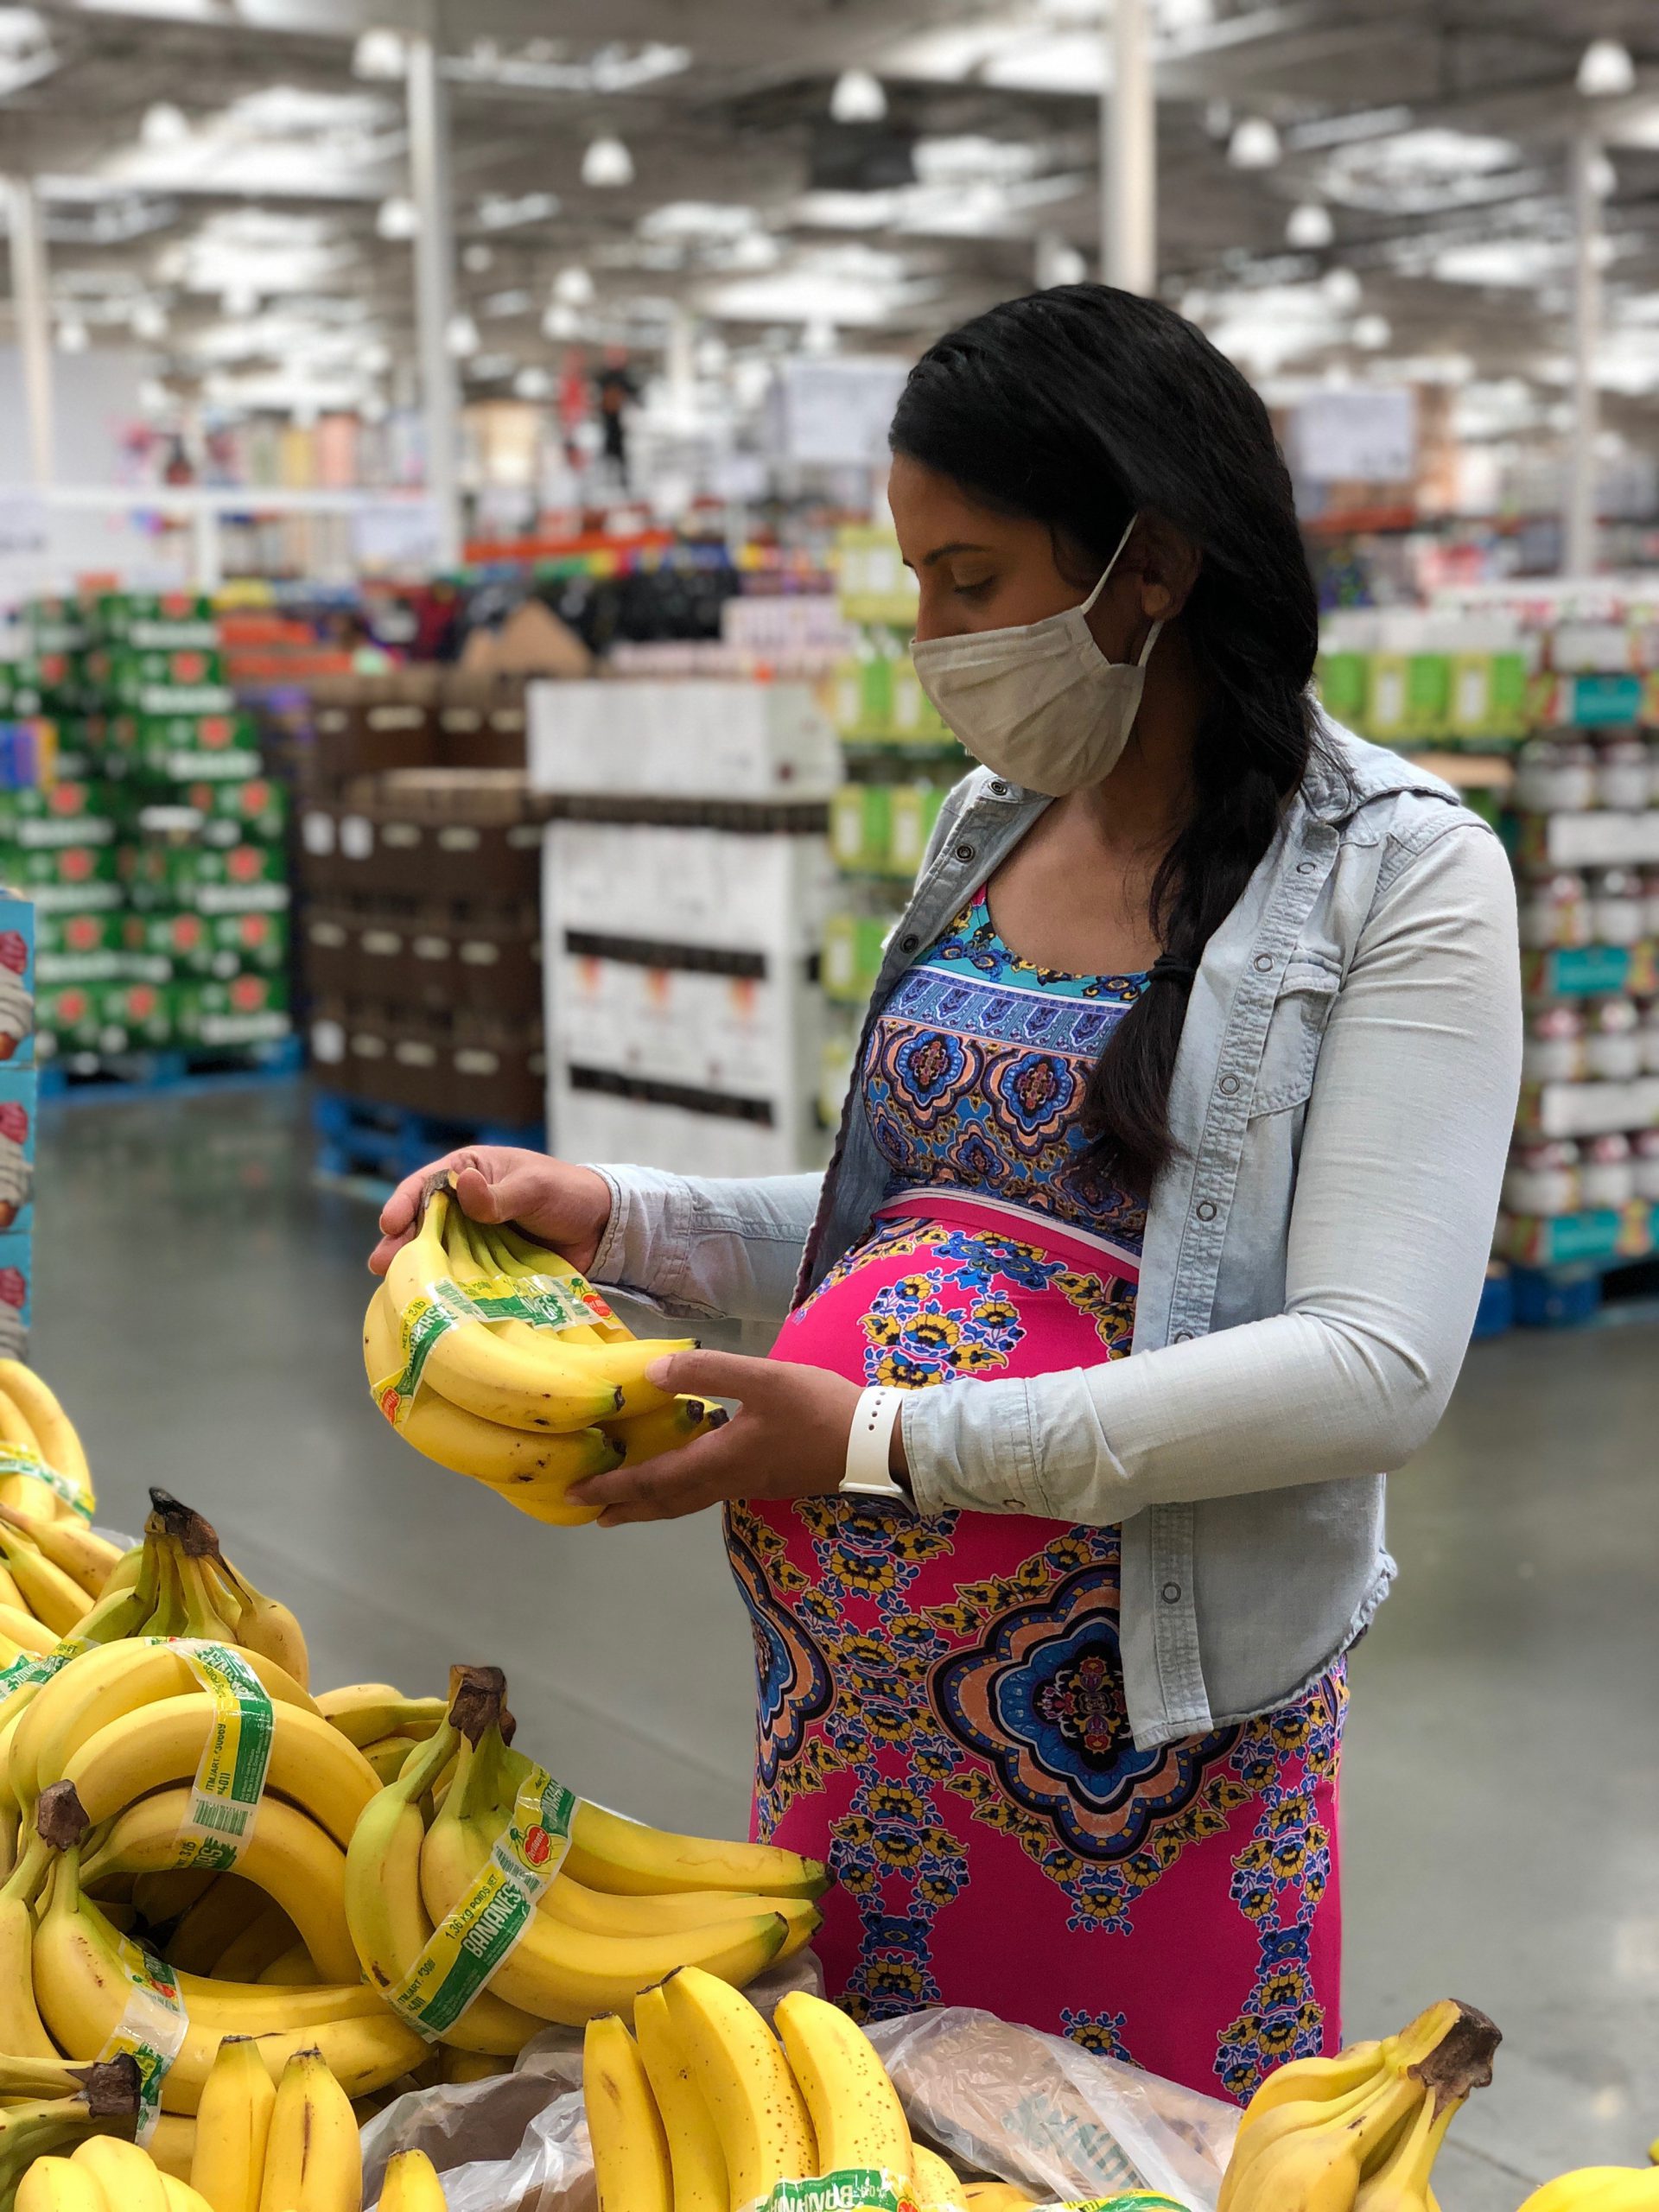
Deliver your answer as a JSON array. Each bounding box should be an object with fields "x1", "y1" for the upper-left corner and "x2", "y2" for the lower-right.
[{"x1": 910, "y1": 512, "x2": 1162, "y2": 797}]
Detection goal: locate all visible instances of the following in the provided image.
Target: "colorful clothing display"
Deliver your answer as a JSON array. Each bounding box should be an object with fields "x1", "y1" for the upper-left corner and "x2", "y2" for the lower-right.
[{"x1": 734, "y1": 889, "x2": 1347, "y2": 2101}]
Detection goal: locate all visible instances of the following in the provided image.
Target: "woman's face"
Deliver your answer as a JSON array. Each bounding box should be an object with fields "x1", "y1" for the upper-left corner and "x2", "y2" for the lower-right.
[{"x1": 887, "y1": 451, "x2": 1155, "y2": 657}]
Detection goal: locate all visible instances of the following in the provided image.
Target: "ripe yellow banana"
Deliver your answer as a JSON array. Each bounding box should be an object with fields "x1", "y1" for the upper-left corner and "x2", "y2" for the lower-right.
[
  {"x1": 775, "y1": 1988, "x2": 912, "y2": 2181},
  {"x1": 168, "y1": 1878, "x2": 266, "y2": 1978},
  {"x1": 601, "y1": 1395, "x2": 728, "y2": 1466},
  {"x1": 60, "y1": 1692, "x2": 378, "y2": 1847},
  {"x1": 33, "y1": 1842, "x2": 425, "y2": 2113},
  {"x1": 585, "y1": 2014, "x2": 671, "y2": 2212},
  {"x1": 0, "y1": 1601, "x2": 55, "y2": 1657},
  {"x1": 13, "y1": 1637, "x2": 318, "y2": 1812},
  {"x1": 148, "y1": 2115, "x2": 197, "y2": 2183},
  {"x1": 74, "y1": 2136, "x2": 170, "y2": 2212},
  {"x1": 0, "y1": 1388, "x2": 45, "y2": 1466},
  {"x1": 359, "y1": 1737, "x2": 416, "y2": 1783},
  {"x1": 912, "y1": 2144, "x2": 969, "y2": 2209},
  {"x1": 364, "y1": 1286, "x2": 618, "y2": 1516},
  {"x1": 1518, "y1": 2177, "x2": 1659, "y2": 2212},
  {"x1": 1235, "y1": 2040, "x2": 1391, "y2": 2137},
  {"x1": 378, "y1": 2148, "x2": 450, "y2": 2212},
  {"x1": 162, "y1": 2178, "x2": 216, "y2": 2212},
  {"x1": 315, "y1": 1688, "x2": 448, "y2": 1749},
  {"x1": 191, "y1": 2033, "x2": 275, "y2": 2212},
  {"x1": 0, "y1": 1363, "x2": 92, "y2": 1513},
  {"x1": 1354, "y1": 2088, "x2": 1462, "y2": 2209},
  {"x1": 341, "y1": 1722, "x2": 543, "y2": 2060},
  {"x1": 207, "y1": 1562, "x2": 309, "y2": 1693},
  {"x1": 0, "y1": 1837, "x2": 62, "y2": 2059},
  {"x1": 257, "y1": 2046, "x2": 360, "y2": 2212},
  {"x1": 564, "y1": 1795, "x2": 828, "y2": 1901},
  {"x1": 0, "y1": 1509, "x2": 119, "y2": 1603},
  {"x1": 633, "y1": 1982, "x2": 730, "y2": 2212},
  {"x1": 493, "y1": 1227, "x2": 633, "y2": 1345},
  {"x1": 83, "y1": 1786, "x2": 358, "y2": 1985},
  {"x1": 259, "y1": 1942, "x2": 321, "y2": 1987},
  {"x1": 16, "y1": 2157, "x2": 107, "y2": 2212},
  {"x1": 381, "y1": 1192, "x2": 628, "y2": 1432},
  {"x1": 663, "y1": 1966, "x2": 817, "y2": 2204},
  {"x1": 1221, "y1": 2067, "x2": 1427, "y2": 2212},
  {"x1": 0, "y1": 1527, "x2": 90, "y2": 1637},
  {"x1": 212, "y1": 1900, "x2": 302, "y2": 1986}
]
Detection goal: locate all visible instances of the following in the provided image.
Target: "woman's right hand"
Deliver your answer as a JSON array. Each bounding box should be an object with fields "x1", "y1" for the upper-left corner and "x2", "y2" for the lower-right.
[{"x1": 368, "y1": 1147, "x2": 613, "y2": 1279}]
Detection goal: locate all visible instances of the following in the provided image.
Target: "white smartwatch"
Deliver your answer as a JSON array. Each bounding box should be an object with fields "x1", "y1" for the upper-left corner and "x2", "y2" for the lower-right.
[{"x1": 840, "y1": 1386, "x2": 910, "y2": 1501}]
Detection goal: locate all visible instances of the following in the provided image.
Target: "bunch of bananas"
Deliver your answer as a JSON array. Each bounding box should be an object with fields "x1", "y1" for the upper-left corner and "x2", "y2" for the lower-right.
[
  {"x1": 0, "y1": 2056, "x2": 141, "y2": 2209},
  {"x1": 363, "y1": 1182, "x2": 726, "y2": 1525},
  {"x1": 346, "y1": 1667, "x2": 824, "y2": 2062},
  {"x1": 1517, "y1": 2172, "x2": 1659, "y2": 2209},
  {"x1": 0, "y1": 1365, "x2": 95, "y2": 1532},
  {"x1": 1218, "y1": 1998, "x2": 1502, "y2": 2212}
]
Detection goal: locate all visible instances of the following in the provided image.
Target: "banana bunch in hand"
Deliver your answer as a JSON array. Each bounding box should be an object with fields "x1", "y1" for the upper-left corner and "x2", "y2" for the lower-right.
[
  {"x1": 346, "y1": 1665, "x2": 823, "y2": 2060},
  {"x1": 1219, "y1": 1998, "x2": 1502, "y2": 2212},
  {"x1": 1517, "y1": 2172, "x2": 1659, "y2": 2210},
  {"x1": 364, "y1": 1183, "x2": 725, "y2": 1525}
]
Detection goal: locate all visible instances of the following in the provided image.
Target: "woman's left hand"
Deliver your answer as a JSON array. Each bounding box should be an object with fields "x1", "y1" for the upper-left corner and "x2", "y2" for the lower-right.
[{"x1": 566, "y1": 1351, "x2": 868, "y2": 1525}]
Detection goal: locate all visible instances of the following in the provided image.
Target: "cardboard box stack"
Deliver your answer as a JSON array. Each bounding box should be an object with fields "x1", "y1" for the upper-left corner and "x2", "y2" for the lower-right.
[
  {"x1": 298, "y1": 670, "x2": 551, "y2": 1135},
  {"x1": 16, "y1": 593, "x2": 292, "y2": 1064}
]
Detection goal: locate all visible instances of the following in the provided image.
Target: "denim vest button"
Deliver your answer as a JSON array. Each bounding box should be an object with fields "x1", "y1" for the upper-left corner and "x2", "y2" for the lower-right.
[
  {"x1": 900, "y1": 933, "x2": 919, "y2": 951},
  {"x1": 955, "y1": 842, "x2": 976, "y2": 862},
  {"x1": 1196, "y1": 1199, "x2": 1217, "y2": 1222},
  {"x1": 1253, "y1": 953, "x2": 1274, "y2": 971},
  {"x1": 1218, "y1": 1073, "x2": 1240, "y2": 1095},
  {"x1": 1297, "y1": 859, "x2": 1318, "y2": 874},
  {"x1": 1173, "y1": 1328, "x2": 1195, "y2": 1342},
  {"x1": 1161, "y1": 1581, "x2": 1182, "y2": 1604},
  {"x1": 990, "y1": 781, "x2": 1010, "y2": 797}
]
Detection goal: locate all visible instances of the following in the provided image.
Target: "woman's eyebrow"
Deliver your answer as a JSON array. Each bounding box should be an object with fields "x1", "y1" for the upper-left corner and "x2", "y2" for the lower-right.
[{"x1": 920, "y1": 540, "x2": 992, "y2": 566}]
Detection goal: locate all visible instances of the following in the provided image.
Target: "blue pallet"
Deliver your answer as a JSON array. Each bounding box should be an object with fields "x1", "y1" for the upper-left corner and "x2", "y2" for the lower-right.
[
  {"x1": 41, "y1": 1033, "x2": 302, "y2": 1104},
  {"x1": 311, "y1": 1091, "x2": 545, "y2": 1190},
  {"x1": 1470, "y1": 1270, "x2": 1515, "y2": 1340}
]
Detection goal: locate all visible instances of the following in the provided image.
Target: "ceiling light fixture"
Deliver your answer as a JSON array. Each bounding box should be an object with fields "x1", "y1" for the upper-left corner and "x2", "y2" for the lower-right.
[
  {"x1": 221, "y1": 284, "x2": 257, "y2": 319},
  {"x1": 554, "y1": 265, "x2": 595, "y2": 306},
  {"x1": 462, "y1": 243, "x2": 495, "y2": 274},
  {"x1": 139, "y1": 102, "x2": 189, "y2": 149},
  {"x1": 376, "y1": 196, "x2": 418, "y2": 240},
  {"x1": 1286, "y1": 202, "x2": 1334, "y2": 249},
  {"x1": 351, "y1": 29, "x2": 407, "y2": 81},
  {"x1": 1577, "y1": 39, "x2": 1635, "y2": 98},
  {"x1": 55, "y1": 316, "x2": 88, "y2": 353},
  {"x1": 582, "y1": 136, "x2": 633, "y2": 188},
  {"x1": 1321, "y1": 266, "x2": 1362, "y2": 309},
  {"x1": 830, "y1": 68, "x2": 887, "y2": 124},
  {"x1": 512, "y1": 365, "x2": 552, "y2": 399},
  {"x1": 1588, "y1": 150, "x2": 1618, "y2": 197},
  {"x1": 1228, "y1": 118, "x2": 1281, "y2": 169},
  {"x1": 542, "y1": 302, "x2": 580, "y2": 340},
  {"x1": 1353, "y1": 313, "x2": 1391, "y2": 349},
  {"x1": 130, "y1": 299, "x2": 168, "y2": 340},
  {"x1": 445, "y1": 311, "x2": 480, "y2": 358}
]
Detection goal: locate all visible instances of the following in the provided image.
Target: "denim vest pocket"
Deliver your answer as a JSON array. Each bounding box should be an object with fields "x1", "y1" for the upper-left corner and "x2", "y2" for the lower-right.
[{"x1": 1250, "y1": 957, "x2": 1341, "y2": 1115}]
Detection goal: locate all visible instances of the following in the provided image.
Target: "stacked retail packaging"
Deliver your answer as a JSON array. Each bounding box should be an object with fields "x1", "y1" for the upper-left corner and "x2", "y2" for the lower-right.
[
  {"x1": 4, "y1": 594, "x2": 291, "y2": 1067},
  {"x1": 819, "y1": 528, "x2": 964, "y2": 1127},
  {"x1": 529, "y1": 599, "x2": 842, "y2": 1177},
  {"x1": 298, "y1": 672, "x2": 549, "y2": 1131},
  {"x1": 1322, "y1": 594, "x2": 1659, "y2": 1323}
]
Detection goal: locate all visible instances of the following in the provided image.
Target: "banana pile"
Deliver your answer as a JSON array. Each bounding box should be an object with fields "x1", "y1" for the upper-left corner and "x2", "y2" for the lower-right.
[
  {"x1": 0, "y1": 1364, "x2": 95, "y2": 1535},
  {"x1": 0, "y1": 2056, "x2": 140, "y2": 2207},
  {"x1": 1218, "y1": 1998, "x2": 1502, "y2": 2212},
  {"x1": 345, "y1": 1665, "x2": 824, "y2": 2059},
  {"x1": 363, "y1": 1182, "x2": 725, "y2": 1524},
  {"x1": 1517, "y1": 2172, "x2": 1659, "y2": 2210}
]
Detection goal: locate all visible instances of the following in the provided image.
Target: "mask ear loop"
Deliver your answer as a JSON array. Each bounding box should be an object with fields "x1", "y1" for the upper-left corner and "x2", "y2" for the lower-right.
[{"x1": 1078, "y1": 510, "x2": 1141, "y2": 615}]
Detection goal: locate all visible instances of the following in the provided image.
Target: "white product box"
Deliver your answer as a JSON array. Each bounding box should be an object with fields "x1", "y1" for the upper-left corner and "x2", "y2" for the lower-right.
[
  {"x1": 544, "y1": 820, "x2": 835, "y2": 958},
  {"x1": 553, "y1": 957, "x2": 808, "y2": 1099},
  {"x1": 1543, "y1": 813, "x2": 1659, "y2": 868},
  {"x1": 553, "y1": 1083, "x2": 823, "y2": 1181},
  {"x1": 1530, "y1": 1077, "x2": 1659, "y2": 1139},
  {"x1": 528, "y1": 680, "x2": 840, "y2": 798}
]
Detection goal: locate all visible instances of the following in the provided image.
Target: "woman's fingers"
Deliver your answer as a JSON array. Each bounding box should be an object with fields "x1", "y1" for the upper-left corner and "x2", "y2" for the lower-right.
[
  {"x1": 571, "y1": 1423, "x2": 737, "y2": 1522},
  {"x1": 643, "y1": 1347, "x2": 776, "y2": 1401}
]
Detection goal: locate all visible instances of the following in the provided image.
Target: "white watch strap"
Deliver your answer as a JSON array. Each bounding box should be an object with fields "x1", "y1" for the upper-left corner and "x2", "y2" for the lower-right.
[{"x1": 841, "y1": 1386, "x2": 907, "y2": 1499}]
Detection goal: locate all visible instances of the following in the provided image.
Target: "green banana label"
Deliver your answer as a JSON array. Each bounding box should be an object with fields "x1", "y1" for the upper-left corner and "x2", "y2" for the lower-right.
[
  {"x1": 386, "y1": 1762, "x2": 577, "y2": 2036},
  {"x1": 743, "y1": 2173, "x2": 917, "y2": 2212},
  {"x1": 0, "y1": 1629, "x2": 98, "y2": 1703},
  {"x1": 373, "y1": 1275, "x2": 607, "y2": 1427},
  {"x1": 0, "y1": 1443, "x2": 92, "y2": 1520},
  {"x1": 171, "y1": 1640, "x2": 276, "y2": 1868},
  {"x1": 97, "y1": 1940, "x2": 187, "y2": 2145}
]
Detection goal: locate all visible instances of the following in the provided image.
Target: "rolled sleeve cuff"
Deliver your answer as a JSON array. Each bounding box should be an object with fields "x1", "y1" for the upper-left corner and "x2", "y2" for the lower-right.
[
  {"x1": 588, "y1": 1163, "x2": 696, "y2": 1305},
  {"x1": 899, "y1": 1376, "x2": 1053, "y2": 1518}
]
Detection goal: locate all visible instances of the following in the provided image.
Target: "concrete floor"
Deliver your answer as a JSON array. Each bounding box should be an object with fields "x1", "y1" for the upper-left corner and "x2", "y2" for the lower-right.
[{"x1": 35, "y1": 1081, "x2": 1659, "y2": 2211}]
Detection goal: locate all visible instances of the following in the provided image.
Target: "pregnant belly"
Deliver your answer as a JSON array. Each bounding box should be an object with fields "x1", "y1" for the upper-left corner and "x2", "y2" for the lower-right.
[{"x1": 770, "y1": 1195, "x2": 1140, "y2": 1391}]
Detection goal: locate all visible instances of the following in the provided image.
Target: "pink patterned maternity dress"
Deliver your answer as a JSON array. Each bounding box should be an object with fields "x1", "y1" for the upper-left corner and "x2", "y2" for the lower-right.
[{"x1": 728, "y1": 889, "x2": 1345, "y2": 2102}]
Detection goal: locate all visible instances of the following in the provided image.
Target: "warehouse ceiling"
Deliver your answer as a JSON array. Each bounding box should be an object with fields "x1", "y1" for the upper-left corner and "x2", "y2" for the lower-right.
[{"x1": 3, "y1": 0, "x2": 1659, "y2": 429}]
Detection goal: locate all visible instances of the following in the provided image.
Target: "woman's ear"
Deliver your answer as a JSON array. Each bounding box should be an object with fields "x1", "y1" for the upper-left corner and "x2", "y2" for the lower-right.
[{"x1": 1135, "y1": 517, "x2": 1203, "y2": 623}]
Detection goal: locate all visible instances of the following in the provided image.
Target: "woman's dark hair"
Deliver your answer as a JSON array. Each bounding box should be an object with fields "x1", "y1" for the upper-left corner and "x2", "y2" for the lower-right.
[{"x1": 890, "y1": 283, "x2": 1330, "y2": 1196}]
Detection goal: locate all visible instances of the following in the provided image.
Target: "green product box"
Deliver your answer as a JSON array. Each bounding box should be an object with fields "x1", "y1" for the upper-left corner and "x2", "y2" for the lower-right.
[
  {"x1": 98, "y1": 979, "x2": 175, "y2": 1051},
  {"x1": 888, "y1": 659, "x2": 950, "y2": 743},
  {"x1": 210, "y1": 908, "x2": 289, "y2": 973},
  {"x1": 24, "y1": 600, "x2": 91, "y2": 656},
  {"x1": 821, "y1": 912, "x2": 888, "y2": 1003},
  {"x1": 181, "y1": 775, "x2": 286, "y2": 841},
  {"x1": 35, "y1": 910, "x2": 126, "y2": 986},
  {"x1": 1490, "y1": 651, "x2": 1529, "y2": 738},
  {"x1": 0, "y1": 663, "x2": 46, "y2": 718},
  {"x1": 120, "y1": 909, "x2": 219, "y2": 982},
  {"x1": 120, "y1": 840, "x2": 286, "y2": 909},
  {"x1": 888, "y1": 784, "x2": 946, "y2": 875},
  {"x1": 860, "y1": 658, "x2": 894, "y2": 737},
  {"x1": 832, "y1": 660, "x2": 864, "y2": 738},
  {"x1": 173, "y1": 973, "x2": 290, "y2": 1047},
  {"x1": 829, "y1": 785, "x2": 868, "y2": 870},
  {"x1": 94, "y1": 591, "x2": 217, "y2": 649},
  {"x1": 94, "y1": 645, "x2": 227, "y2": 710},
  {"x1": 0, "y1": 783, "x2": 118, "y2": 849},
  {"x1": 109, "y1": 711, "x2": 261, "y2": 782},
  {"x1": 1317, "y1": 650, "x2": 1370, "y2": 727},
  {"x1": 1404, "y1": 652, "x2": 1451, "y2": 740},
  {"x1": 35, "y1": 982, "x2": 105, "y2": 1056},
  {"x1": 0, "y1": 845, "x2": 119, "y2": 912},
  {"x1": 1363, "y1": 652, "x2": 1411, "y2": 738}
]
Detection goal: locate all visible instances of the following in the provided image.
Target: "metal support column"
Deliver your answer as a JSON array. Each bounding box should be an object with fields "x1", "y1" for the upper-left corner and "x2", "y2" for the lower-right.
[
  {"x1": 406, "y1": 31, "x2": 463, "y2": 570},
  {"x1": 6, "y1": 179, "x2": 53, "y2": 486},
  {"x1": 1103, "y1": 0, "x2": 1156, "y2": 295},
  {"x1": 1566, "y1": 129, "x2": 1601, "y2": 577}
]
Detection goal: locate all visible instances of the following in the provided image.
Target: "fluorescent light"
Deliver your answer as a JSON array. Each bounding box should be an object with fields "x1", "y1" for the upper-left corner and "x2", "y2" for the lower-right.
[
  {"x1": 830, "y1": 68, "x2": 887, "y2": 124},
  {"x1": 475, "y1": 191, "x2": 558, "y2": 230},
  {"x1": 55, "y1": 317, "x2": 88, "y2": 353},
  {"x1": 462, "y1": 243, "x2": 495, "y2": 274},
  {"x1": 352, "y1": 29, "x2": 406, "y2": 82},
  {"x1": 1589, "y1": 151, "x2": 1618, "y2": 198},
  {"x1": 512, "y1": 366, "x2": 552, "y2": 400},
  {"x1": 542, "y1": 302, "x2": 582, "y2": 340},
  {"x1": 141, "y1": 102, "x2": 189, "y2": 149},
  {"x1": 130, "y1": 300, "x2": 168, "y2": 340},
  {"x1": 1320, "y1": 266, "x2": 1362, "y2": 309},
  {"x1": 1578, "y1": 39, "x2": 1635, "y2": 98},
  {"x1": 1287, "y1": 202, "x2": 1333, "y2": 249},
  {"x1": 446, "y1": 312, "x2": 480, "y2": 358},
  {"x1": 1228, "y1": 118, "x2": 1281, "y2": 169},
  {"x1": 582, "y1": 137, "x2": 634, "y2": 188},
  {"x1": 483, "y1": 289, "x2": 532, "y2": 318},
  {"x1": 554, "y1": 266, "x2": 595, "y2": 306},
  {"x1": 1352, "y1": 314, "x2": 1391, "y2": 350},
  {"x1": 220, "y1": 284, "x2": 257, "y2": 318},
  {"x1": 639, "y1": 201, "x2": 760, "y2": 242},
  {"x1": 377, "y1": 196, "x2": 418, "y2": 240}
]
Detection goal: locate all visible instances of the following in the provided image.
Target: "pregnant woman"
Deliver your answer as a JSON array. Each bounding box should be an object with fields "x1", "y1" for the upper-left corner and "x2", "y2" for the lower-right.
[{"x1": 372, "y1": 285, "x2": 1521, "y2": 2101}]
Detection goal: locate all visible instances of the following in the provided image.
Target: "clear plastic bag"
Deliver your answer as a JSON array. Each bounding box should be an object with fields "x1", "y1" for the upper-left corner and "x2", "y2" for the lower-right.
[{"x1": 359, "y1": 1974, "x2": 1238, "y2": 2212}]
